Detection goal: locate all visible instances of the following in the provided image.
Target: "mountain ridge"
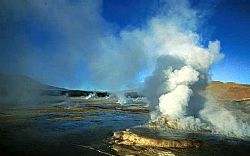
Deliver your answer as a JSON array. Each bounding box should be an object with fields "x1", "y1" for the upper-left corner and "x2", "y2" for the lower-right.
[{"x1": 0, "y1": 74, "x2": 250, "y2": 102}]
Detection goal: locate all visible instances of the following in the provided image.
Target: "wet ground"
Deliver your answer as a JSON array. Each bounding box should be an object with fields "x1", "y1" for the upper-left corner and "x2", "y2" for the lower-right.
[
  {"x1": 0, "y1": 97, "x2": 149, "y2": 156},
  {"x1": 0, "y1": 97, "x2": 250, "y2": 156}
]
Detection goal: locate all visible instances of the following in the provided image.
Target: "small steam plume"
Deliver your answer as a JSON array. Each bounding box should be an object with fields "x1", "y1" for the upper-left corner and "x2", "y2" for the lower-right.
[{"x1": 200, "y1": 97, "x2": 250, "y2": 137}]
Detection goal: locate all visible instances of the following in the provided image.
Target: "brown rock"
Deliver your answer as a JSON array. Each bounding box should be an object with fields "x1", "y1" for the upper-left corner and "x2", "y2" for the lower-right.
[{"x1": 206, "y1": 81, "x2": 250, "y2": 102}]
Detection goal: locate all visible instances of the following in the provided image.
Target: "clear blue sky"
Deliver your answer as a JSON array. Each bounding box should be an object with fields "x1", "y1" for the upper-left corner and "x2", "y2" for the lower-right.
[
  {"x1": 0, "y1": 0, "x2": 249, "y2": 89},
  {"x1": 209, "y1": 0, "x2": 250, "y2": 84}
]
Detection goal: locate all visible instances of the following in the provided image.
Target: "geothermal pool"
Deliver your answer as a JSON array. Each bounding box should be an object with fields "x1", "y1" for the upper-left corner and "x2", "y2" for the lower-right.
[{"x1": 0, "y1": 97, "x2": 250, "y2": 156}]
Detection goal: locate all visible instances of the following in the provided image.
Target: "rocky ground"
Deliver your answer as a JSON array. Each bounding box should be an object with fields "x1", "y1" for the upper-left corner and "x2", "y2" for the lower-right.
[{"x1": 206, "y1": 81, "x2": 250, "y2": 102}]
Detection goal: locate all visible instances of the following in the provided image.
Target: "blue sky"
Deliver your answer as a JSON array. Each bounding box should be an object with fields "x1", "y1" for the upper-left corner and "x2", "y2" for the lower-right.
[
  {"x1": 0, "y1": 0, "x2": 249, "y2": 89},
  {"x1": 209, "y1": 0, "x2": 250, "y2": 83}
]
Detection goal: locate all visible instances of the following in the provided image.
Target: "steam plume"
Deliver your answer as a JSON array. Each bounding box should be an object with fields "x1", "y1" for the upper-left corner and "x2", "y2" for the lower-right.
[{"x1": 139, "y1": 0, "x2": 250, "y2": 138}]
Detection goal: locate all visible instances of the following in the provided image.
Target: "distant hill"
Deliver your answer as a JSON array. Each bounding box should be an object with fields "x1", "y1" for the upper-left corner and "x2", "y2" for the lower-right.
[
  {"x1": 1, "y1": 74, "x2": 249, "y2": 104},
  {"x1": 0, "y1": 74, "x2": 109, "y2": 105},
  {"x1": 0, "y1": 74, "x2": 67, "y2": 105},
  {"x1": 0, "y1": 73, "x2": 66, "y2": 96},
  {"x1": 206, "y1": 81, "x2": 250, "y2": 102}
]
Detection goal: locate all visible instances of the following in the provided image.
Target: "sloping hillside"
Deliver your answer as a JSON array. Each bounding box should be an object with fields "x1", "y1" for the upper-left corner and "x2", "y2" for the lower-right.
[
  {"x1": 0, "y1": 74, "x2": 69, "y2": 96},
  {"x1": 0, "y1": 74, "x2": 109, "y2": 105},
  {"x1": 0, "y1": 74, "x2": 67, "y2": 105},
  {"x1": 206, "y1": 81, "x2": 250, "y2": 102}
]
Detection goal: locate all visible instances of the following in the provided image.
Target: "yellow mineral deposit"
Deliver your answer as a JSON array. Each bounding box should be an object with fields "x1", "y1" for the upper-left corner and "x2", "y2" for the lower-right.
[{"x1": 111, "y1": 129, "x2": 201, "y2": 149}]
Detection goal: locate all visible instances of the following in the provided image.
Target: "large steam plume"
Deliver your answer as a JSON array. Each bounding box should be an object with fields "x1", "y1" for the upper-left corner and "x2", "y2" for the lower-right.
[{"x1": 139, "y1": 0, "x2": 250, "y2": 138}]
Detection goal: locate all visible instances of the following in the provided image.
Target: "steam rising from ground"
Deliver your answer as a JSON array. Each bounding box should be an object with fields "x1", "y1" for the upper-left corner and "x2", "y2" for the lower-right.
[
  {"x1": 159, "y1": 66, "x2": 199, "y2": 119},
  {"x1": 200, "y1": 97, "x2": 250, "y2": 137},
  {"x1": 139, "y1": 1, "x2": 250, "y2": 138}
]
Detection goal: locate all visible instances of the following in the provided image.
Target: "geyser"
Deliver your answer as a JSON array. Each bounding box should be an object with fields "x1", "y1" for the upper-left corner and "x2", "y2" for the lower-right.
[
  {"x1": 139, "y1": 0, "x2": 250, "y2": 138},
  {"x1": 93, "y1": 0, "x2": 249, "y2": 138}
]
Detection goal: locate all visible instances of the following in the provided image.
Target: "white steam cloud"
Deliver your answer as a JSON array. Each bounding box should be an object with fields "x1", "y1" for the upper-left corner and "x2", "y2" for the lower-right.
[
  {"x1": 138, "y1": 0, "x2": 249, "y2": 138},
  {"x1": 159, "y1": 66, "x2": 199, "y2": 119}
]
